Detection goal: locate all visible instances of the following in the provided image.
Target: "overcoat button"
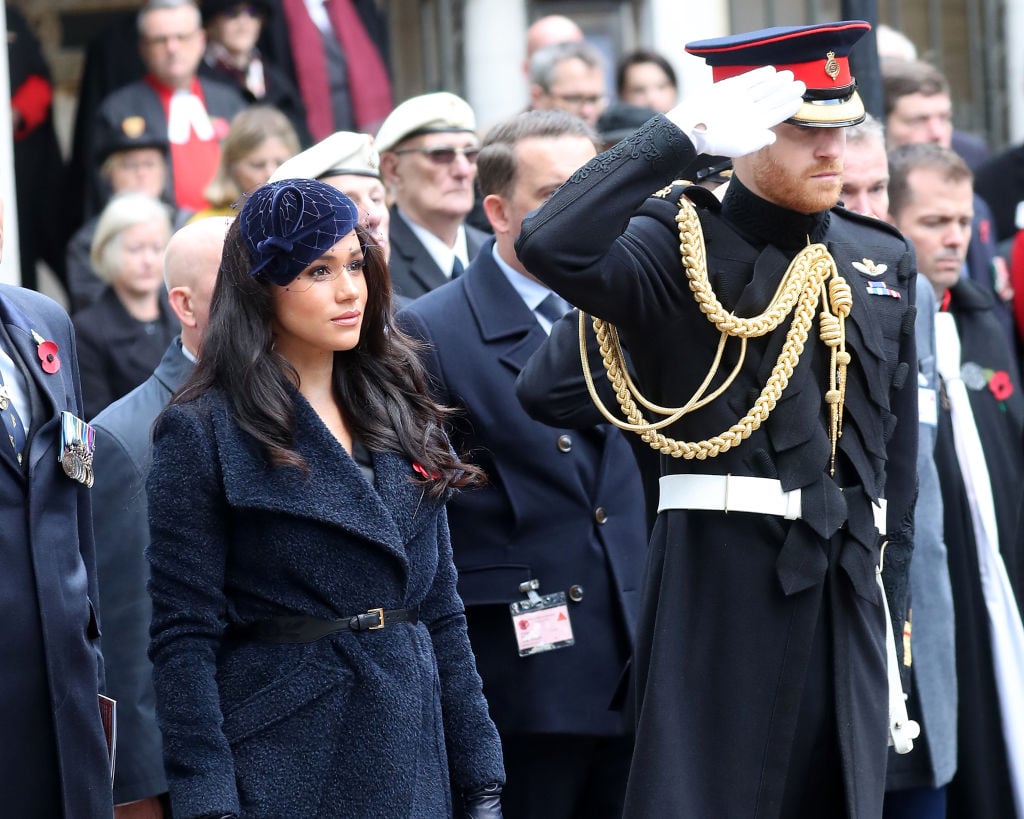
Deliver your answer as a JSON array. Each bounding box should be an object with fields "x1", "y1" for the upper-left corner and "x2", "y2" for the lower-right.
[
  {"x1": 568, "y1": 584, "x2": 585, "y2": 602},
  {"x1": 594, "y1": 507, "x2": 607, "y2": 524},
  {"x1": 557, "y1": 434, "x2": 573, "y2": 452}
]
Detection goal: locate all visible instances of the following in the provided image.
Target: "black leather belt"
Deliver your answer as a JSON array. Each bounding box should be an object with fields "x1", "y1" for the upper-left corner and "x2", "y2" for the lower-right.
[{"x1": 231, "y1": 607, "x2": 419, "y2": 644}]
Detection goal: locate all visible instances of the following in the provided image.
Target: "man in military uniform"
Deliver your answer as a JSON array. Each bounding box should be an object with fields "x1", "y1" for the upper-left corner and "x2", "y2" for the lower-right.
[{"x1": 516, "y1": 21, "x2": 919, "y2": 818}]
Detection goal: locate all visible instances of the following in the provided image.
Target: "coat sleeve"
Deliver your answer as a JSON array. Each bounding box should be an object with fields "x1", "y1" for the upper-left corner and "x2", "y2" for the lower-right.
[
  {"x1": 146, "y1": 403, "x2": 239, "y2": 819},
  {"x1": 514, "y1": 115, "x2": 700, "y2": 332},
  {"x1": 420, "y1": 506, "x2": 505, "y2": 794}
]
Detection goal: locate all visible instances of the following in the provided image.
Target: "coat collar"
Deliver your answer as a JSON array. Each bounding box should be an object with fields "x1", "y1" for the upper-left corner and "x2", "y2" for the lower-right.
[
  {"x1": 0, "y1": 292, "x2": 76, "y2": 471},
  {"x1": 152, "y1": 337, "x2": 194, "y2": 395},
  {"x1": 388, "y1": 207, "x2": 450, "y2": 294},
  {"x1": 214, "y1": 387, "x2": 442, "y2": 567}
]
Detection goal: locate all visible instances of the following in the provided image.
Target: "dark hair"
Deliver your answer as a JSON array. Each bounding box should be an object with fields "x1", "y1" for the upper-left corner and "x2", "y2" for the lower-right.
[
  {"x1": 616, "y1": 49, "x2": 678, "y2": 98},
  {"x1": 887, "y1": 142, "x2": 972, "y2": 218},
  {"x1": 172, "y1": 219, "x2": 483, "y2": 496},
  {"x1": 476, "y1": 109, "x2": 597, "y2": 200},
  {"x1": 881, "y1": 59, "x2": 950, "y2": 117}
]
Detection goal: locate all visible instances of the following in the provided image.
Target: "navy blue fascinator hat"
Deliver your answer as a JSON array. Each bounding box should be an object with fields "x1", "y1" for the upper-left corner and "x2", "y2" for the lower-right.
[{"x1": 239, "y1": 178, "x2": 360, "y2": 286}]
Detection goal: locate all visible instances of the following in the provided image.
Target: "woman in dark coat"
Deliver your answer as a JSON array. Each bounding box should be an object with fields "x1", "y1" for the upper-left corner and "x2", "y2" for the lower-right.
[
  {"x1": 73, "y1": 192, "x2": 179, "y2": 419},
  {"x1": 146, "y1": 178, "x2": 504, "y2": 818}
]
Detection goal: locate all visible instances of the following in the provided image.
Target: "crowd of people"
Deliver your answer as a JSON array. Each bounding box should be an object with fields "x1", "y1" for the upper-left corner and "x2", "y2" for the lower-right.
[{"x1": 4, "y1": 2, "x2": 1024, "y2": 818}]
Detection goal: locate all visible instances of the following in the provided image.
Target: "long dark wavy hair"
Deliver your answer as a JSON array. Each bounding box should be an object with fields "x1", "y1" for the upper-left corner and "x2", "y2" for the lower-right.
[{"x1": 172, "y1": 218, "x2": 483, "y2": 496}]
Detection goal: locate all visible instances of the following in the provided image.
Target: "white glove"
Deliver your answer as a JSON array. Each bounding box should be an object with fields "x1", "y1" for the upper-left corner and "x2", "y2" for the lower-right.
[{"x1": 667, "y1": 66, "x2": 807, "y2": 157}]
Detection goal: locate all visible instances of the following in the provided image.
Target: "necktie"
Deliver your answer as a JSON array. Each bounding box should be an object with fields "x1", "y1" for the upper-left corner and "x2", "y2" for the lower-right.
[
  {"x1": 934, "y1": 310, "x2": 1024, "y2": 809},
  {"x1": 0, "y1": 368, "x2": 26, "y2": 464},
  {"x1": 451, "y1": 256, "x2": 465, "y2": 279},
  {"x1": 535, "y1": 291, "x2": 571, "y2": 324}
]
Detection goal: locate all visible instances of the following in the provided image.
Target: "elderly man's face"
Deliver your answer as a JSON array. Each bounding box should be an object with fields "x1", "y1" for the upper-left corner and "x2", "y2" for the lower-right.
[
  {"x1": 532, "y1": 58, "x2": 607, "y2": 126},
  {"x1": 139, "y1": 6, "x2": 205, "y2": 89},
  {"x1": 735, "y1": 122, "x2": 846, "y2": 215},
  {"x1": 841, "y1": 136, "x2": 890, "y2": 220},
  {"x1": 383, "y1": 131, "x2": 480, "y2": 225}
]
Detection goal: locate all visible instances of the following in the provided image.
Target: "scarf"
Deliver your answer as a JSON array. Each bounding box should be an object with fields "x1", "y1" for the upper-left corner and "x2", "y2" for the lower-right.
[
  {"x1": 281, "y1": 0, "x2": 393, "y2": 140},
  {"x1": 934, "y1": 308, "x2": 1024, "y2": 817}
]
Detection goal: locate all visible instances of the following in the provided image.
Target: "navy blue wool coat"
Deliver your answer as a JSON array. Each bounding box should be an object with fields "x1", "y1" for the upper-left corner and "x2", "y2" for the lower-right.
[{"x1": 147, "y1": 389, "x2": 503, "y2": 819}]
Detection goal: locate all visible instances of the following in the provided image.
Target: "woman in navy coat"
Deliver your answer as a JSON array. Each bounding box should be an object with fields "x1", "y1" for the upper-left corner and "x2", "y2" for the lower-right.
[{"x1": 146, "y1": 178, "x2": 504, "y2": 818}]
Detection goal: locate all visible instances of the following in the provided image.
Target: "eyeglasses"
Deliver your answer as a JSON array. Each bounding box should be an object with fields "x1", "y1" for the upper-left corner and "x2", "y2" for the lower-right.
[
  {"x1": 284, "y1": 259, "x2": 364, "y2": 292},
  {"x1": 550, "y1": 92, "x2": 607, "y2": 108},
  {"x1": 393, "y1": 146, "x2": 481, "y2": 165}
]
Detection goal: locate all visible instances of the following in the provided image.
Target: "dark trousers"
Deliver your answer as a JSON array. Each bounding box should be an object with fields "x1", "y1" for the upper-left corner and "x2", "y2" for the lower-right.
[{"x1": 501, "y1": 733, "x2": 633, "y2": 819}]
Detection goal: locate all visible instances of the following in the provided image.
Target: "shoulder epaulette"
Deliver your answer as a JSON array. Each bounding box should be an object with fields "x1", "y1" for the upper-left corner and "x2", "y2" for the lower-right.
[{"x1": 833, "y1": 203, "x2": 905, "y2": 240}]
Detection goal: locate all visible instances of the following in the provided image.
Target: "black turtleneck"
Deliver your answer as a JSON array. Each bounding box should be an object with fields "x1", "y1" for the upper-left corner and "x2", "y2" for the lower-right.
[{"x1": 720, "y1": 175, "x2": 831, "y2": 253}]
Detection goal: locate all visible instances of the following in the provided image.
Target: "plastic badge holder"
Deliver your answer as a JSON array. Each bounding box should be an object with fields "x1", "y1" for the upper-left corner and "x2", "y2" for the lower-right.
[{"x1": 510, "y1": 580, "x2": 575, "y2": 657}]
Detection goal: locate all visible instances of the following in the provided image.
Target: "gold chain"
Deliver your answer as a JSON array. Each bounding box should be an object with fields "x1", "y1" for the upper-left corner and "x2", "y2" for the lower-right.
[{"x1": 580, "y1": 195, "x2": 851, "y2": 472}]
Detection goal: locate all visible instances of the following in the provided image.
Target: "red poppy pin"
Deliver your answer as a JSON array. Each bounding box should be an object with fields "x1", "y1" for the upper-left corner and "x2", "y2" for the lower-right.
[
  {"x1": 412, "y1": 461, "x2": 439, "y2": 480},
  {"x1": 30, "y1": 330, "x2": 60, "y2": 374},
  {"x1": 988, "y1": 370, "x2": 1013, "y2": 402}
]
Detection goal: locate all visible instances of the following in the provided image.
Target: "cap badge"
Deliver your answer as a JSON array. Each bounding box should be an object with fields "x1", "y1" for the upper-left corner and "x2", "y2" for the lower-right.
[
  {"x1": 824, "y1": 51, "x2": 840, "y2": 80},
  {"x1": 121, "y1": 116, "x2": 145, "y2": 139}
]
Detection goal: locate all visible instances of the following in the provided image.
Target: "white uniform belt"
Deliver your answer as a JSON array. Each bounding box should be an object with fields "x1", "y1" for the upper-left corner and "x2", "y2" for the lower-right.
[{"x1": 658, "y1": 474, "x2": 887, "y2": 533}]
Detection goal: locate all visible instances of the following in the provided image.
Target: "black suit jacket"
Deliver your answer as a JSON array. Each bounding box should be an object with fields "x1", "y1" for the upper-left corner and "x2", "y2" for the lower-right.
[
  {"x1": 398, "y1": 244, "x2": 648, "y2": 736},
  {"x1": 387, "y1": 207, "x2": 489, "y2": 299}
]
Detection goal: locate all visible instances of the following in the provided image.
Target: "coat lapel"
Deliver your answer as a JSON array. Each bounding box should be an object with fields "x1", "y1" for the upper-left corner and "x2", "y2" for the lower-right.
[
  {"x1": 389, "y1": 209, "x2": 449, "y2": 295},
  {"x1": 463, "y1": 247, "x2": 547, "y2": 376},
  {"x1": 215, "y1": 389, "x2": 445, "y2": 569}
]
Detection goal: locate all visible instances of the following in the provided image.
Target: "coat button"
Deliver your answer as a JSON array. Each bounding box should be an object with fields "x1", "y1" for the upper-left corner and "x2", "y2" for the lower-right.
[
  {"x1": 557, "y1": 434, "x2": 573, "y2": 453},
  {"x1": 568, "y1": 584, "x2": 585, "y2": 602},
  {"x1": 594, "y1": 507, "x2": 607, "y2": 524}
]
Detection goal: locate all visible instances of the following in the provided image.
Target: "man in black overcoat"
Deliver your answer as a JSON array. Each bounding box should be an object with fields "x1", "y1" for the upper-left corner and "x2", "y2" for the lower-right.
[{"x1": 515, "y1": 21, "x2": 919, "y2": 818}]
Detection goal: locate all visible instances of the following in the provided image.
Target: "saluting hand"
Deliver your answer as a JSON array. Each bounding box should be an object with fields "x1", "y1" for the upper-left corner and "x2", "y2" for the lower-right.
[{"x1": 667, "y1": 65, "x2": 806, "y2": 158}]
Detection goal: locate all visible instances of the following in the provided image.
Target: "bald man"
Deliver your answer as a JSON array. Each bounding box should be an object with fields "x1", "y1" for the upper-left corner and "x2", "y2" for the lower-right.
[
  {"x1": 524, "y1": 14, "x2": 583, "y2": 75},
  {"x1": 90, "y1": 217, "x2": 227, "y2": 818}
]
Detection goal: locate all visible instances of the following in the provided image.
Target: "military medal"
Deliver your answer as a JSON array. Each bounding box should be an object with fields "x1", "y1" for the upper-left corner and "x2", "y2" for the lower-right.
[
  {"x1": 59, "y1": 411, "x2": 96, "y2": 488},
  {"x1": 0, "y1": 384, "x2": 9, "y2": 411}
]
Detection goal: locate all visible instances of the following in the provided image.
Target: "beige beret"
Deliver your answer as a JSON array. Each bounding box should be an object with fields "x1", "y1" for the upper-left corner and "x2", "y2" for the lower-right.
[
  {"x1": 269, "y1": 131, "x2": 380, "y2": 183},
  {"x1": 375, "y1": 92, "x2": 477, "y2": 154}
]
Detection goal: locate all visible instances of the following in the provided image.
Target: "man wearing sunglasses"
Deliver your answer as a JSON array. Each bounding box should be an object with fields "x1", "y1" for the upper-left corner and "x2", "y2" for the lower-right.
[{"x1": 377, "y1": 92, "x2": 490, "y2": 299}]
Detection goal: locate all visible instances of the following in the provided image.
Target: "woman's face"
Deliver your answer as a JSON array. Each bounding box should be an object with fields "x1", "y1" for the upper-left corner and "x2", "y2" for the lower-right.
[
  {"x1": 620, "y1": 61, "x2": 677, "y2": 114},
  {"x1": 112, "y1": 220, "x2": 169, "y2": 298},
  {"x1": 271, "y1": 229, "x2": 368, "y2": 362},
  {"x1": 206, "y1": 5, "x2": 263, "y2": 56},
  {"x1": 322, "y1": 173, "x2": 390, "y2": 261},
  {"x1": 233, "y1": 137, "x2": 295, "y2": 195}
]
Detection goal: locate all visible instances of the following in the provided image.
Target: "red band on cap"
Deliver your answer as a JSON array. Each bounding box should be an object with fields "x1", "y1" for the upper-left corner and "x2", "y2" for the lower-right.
[{"x1": 712, "y1": 55, "x2": 851, "y2": 88}]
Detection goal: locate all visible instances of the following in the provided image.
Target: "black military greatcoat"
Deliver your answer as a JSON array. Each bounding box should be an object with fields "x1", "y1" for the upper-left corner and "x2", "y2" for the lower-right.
[{"x1": 516, "y1": 116, "x2": 918, "y2": 818}]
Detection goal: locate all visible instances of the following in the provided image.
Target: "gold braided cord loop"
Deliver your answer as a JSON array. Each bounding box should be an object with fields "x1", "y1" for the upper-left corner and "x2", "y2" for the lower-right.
[{"x1": 579, "y1": 195, "x2": 852, "y2": 467}]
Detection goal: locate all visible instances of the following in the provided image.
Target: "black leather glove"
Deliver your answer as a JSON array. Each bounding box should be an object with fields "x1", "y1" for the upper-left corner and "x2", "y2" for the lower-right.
[{"x1": 462, "y1": 782, "x2": 503, "y2": 819}]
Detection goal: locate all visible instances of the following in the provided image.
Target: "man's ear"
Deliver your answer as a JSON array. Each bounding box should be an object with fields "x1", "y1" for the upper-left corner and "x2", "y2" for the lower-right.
[
  {"x1": 167, "y1": 286, "x2": 196, "y2": 328},
  {"x1": 529, "y1": 84, "x2": 546, "y2": 111},
  {"x1": 482, "y1": 193, "x2": 509, "y2": 235},
  {"x1": 379, "y1": 152, "x2": 400, "y2": 187}
]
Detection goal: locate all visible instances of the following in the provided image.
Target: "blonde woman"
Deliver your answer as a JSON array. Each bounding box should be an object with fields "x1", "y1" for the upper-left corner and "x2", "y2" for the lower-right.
[
  {"x1": 191, "y1": 105, "x2": 300, "y2": 220},
  {"x1": 73, "y1": 192, "x2": 178, "y2": 419}
]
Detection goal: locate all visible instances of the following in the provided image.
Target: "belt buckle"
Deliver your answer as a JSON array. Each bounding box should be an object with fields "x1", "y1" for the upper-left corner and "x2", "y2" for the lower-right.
[{"x1": 366, "y1": 607, "x2": 385, "y2": 630}]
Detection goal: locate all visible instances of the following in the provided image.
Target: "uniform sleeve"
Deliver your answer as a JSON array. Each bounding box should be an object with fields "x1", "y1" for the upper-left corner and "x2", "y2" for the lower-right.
[
  {"x1": 146, "y1": 403, "x2": 239, "y2": 819},
  {"x1": 881, "y1": 258, "x2": 919, "y2": 663},
  {"x1": 515, "y1": 115, "x2": 700, "y2": 331},
  {"x1": 420, "y1": 507, "x2": 505, "y2": 793}
]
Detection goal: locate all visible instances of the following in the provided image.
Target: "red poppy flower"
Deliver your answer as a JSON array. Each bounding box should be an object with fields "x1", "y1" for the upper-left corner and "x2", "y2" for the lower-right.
[
  {"x1": 36, "y1": 339, "x2": 60, "y2": 374},
  {"x1": 412, "y1": 461, "x2": 439, "y2": 480},
  {"x1": 989, "y1": 370, "x2": 1013, "y2": 401}
]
